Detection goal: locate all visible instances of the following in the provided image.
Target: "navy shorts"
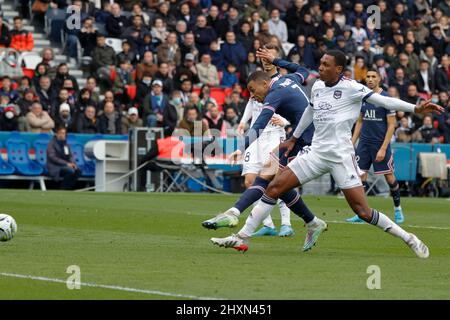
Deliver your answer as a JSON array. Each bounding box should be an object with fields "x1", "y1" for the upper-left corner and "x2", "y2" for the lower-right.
[
  {"x1": 271, "y1": 138, "x2": 310, "y2": 170},
  {"x1": 356, "y1": 140, "x2": 394, "y2": 175}
]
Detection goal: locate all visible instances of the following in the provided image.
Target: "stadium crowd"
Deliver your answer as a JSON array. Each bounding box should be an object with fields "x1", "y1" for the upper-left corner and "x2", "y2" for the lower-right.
[{"x1": 0, "y1": 0, "x2": 448, "y2": 144}]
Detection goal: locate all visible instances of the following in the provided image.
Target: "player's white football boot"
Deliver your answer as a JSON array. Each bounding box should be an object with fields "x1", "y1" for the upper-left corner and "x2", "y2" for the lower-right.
[
  {"x1": 405, "y1": 233, "x2": 429, "y2": 258},
  {"x1": 302, "y1": 218, "x2": 328, "y2": 252},
  {"x1": 202, "y1": 210, "x2": 239, "y2": 230},
  {"x1": 210, "y1": 234, "x2": 249, "y2": 252}
]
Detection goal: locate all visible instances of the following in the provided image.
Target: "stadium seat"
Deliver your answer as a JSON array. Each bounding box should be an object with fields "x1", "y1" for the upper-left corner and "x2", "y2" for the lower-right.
[
  {"x1": 19, "y1": 52, "x2": 42, "y2": 70},
  {"x1": 105, "y1": 38, "x2": 123, "y2": 54},
  {"x1": 33, "y1": 139, "x2": 51, "y2": 175},
  {"x1": 6, "y1": 139, "x2": 43, "y2": 176},
  {"x1": 210, "y1": 88, "x2": 226, "y2": 107},
  {"x1": 0, "y1": 142, "x2": 16, "y2": 175},
  {"x1": 69, "y1": 142, "x2": 95, "y2": 177}
]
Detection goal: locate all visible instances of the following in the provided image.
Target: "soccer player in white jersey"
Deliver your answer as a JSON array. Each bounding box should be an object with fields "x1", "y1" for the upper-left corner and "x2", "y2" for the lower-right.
[{"x1": 211, "y1": 49, "x2": 444, "y2": 258}]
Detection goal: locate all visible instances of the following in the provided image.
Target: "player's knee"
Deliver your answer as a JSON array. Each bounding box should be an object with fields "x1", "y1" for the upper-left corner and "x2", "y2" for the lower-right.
[
  {"x1": 353, "y1": 203, "x2": 371, "y2": 221},
  {"x1": 266, "y1": 181, "x2": 283, "y2": 199},
  {"x1": 244, "y1": 178, "x2": 253, "y2": 189}
]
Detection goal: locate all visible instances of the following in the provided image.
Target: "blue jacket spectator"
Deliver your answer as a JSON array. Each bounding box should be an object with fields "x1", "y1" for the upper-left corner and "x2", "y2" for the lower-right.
[{"x1": 221, "y1": 32, "x2": 247, "y2": 69}]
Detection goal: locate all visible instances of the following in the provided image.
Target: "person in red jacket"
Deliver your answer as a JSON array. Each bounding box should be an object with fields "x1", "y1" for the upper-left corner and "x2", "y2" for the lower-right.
[{"x1": 10, "y1": 16, "x2": 34, "y2": 52}]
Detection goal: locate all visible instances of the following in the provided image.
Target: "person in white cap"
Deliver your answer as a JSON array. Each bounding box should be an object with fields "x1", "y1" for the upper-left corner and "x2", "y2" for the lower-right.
[
  {"x1": 143, "y1": 79, "x2": 170, "y2": 127},
  {"x1": 54, "y1": 102, "x2": 73, "y2": 131},
  {"x1": 121, "y1": 107, "x2": 143, "y2": 133}
]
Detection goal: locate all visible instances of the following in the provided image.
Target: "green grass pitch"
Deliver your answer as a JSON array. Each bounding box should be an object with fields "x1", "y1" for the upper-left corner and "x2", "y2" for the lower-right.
[{"x1": 0, "y1": 190, "x2": 449, "y2": 299}]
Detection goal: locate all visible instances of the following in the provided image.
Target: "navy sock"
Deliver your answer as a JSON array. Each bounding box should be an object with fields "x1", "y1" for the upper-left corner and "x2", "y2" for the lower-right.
[
  {"x1": 388, "y1": 181, "x2": 401, "y2": 207},
  {"x1": 369, "y1": 209, "x2": 380, "y2": 225},
  {"x1": 234, "y1": 176, "x2": 270, "y2": 213},
  {"x1": 280, "y1": 189, "x2": 315, "y2": 223}
]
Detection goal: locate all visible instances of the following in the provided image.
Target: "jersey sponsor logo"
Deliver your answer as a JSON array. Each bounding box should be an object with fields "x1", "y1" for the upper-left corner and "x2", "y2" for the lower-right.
[
  {"x1": 316, "y1": 101, "x2": 333, "y2": 110},
  {"x1": 333, "y1": 90, "x2": 342, "y2": 99}
]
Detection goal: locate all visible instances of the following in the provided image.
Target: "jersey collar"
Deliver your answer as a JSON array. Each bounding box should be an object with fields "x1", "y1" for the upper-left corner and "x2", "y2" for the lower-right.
[{"x1": 325, "y1": 75, "x2": 343, "y2": 87}]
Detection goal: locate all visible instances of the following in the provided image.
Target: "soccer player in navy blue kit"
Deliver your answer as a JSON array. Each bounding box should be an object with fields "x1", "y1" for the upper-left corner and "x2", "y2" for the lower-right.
[
  {"x1": 346, "y1": 69, "x2": 405, "y2": 224},
  {"x1": 202, "y1": 51, "x2": 328, "y2": 252}
]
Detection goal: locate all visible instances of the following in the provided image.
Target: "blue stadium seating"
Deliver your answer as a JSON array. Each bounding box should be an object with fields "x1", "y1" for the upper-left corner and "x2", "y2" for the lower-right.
[
  {"x1": 69, "y1": 142, "x2": 95, "y2": 177},
  {"x1": 0, "y1": 142, "x2": 16, "y2": 175},
  {"x1": 6, "y1": 139, "x2": 43, "y2": 176},
  {"x1": 33, "y1": 139, "x2": 51, "y2": 175}
]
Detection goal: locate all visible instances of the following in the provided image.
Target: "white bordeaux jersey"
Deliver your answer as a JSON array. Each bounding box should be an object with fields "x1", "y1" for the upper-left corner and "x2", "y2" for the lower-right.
[{"x1": 309, "y1": 76, "x2": 374, "y2": 162}]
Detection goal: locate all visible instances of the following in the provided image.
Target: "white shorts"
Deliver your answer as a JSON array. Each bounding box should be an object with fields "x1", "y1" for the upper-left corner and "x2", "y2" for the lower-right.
[
  {"x1": 242, "y1": 131, "x2": 285, "y2": 175},
  {"x1": 287, "y1": 149, "x2": 362, "y2": 190}
]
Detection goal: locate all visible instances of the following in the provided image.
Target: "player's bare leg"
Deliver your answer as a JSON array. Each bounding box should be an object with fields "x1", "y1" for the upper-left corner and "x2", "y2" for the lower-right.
[
  {"x1": 342, "y1": 186, "x2": 428, "y2": 258},
  {"x1": 211, "y1": 167, "x2": 324, "y2": 252}
]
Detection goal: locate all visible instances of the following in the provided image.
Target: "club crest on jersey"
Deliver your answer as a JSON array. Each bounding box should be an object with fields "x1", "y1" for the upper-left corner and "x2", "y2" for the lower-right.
[{"x1": 333, "y1": 90, "x2": 342, "y2": 99}]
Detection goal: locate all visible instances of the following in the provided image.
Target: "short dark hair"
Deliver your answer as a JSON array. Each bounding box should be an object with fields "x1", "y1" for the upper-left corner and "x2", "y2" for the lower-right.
[
  {"x1": 367, "y1": 68, "x2": 380, "y2": 75},
  {"x1": 325, "y1": 50, "x2": 347, "y2": 68},
  {"x1": 55, "y1": 125, "x2": 67, "y2": 133},
  {"x1": 247, "y1": 70, "x2": 271, "y2": 84},
  {"x1": 263, "y1": 43, "x2": 280, "y2": 54},
  {"x1": 13, "y1": 16, "x2": 22, "y2": 21}
]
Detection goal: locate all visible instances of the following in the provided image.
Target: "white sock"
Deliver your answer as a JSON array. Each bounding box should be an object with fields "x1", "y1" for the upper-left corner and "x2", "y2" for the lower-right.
[
  {"x1": 372, "y1": 210, "x2": 410, "y2": 242},
  {"x1": 306, "y1": 216, "x2": 319, "y2": 228},
  {"x1": 394, "y1": 205, "x2": 402, "y2": 211},
  {"x1": 229, "y1": 207, "x2": 241, "y2": 217},
  {"x1": 278, "y1": 200, "x2": 291, "y2": 226},
  {"x1": 262, "y1": 214, "x2": 275, "y2": 229},
  {"x1": 239, "y1": 201, "x2": 275, "y2": 238}
]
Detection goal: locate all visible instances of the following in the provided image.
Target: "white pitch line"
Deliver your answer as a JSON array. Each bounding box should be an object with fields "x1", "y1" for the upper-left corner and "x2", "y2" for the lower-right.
[
  {"x1": 326, "y1": 220, "x2": 450, "y2": 230},
  {"x1": 0, "y1": 272, "x2": 224, "y2": 300}
]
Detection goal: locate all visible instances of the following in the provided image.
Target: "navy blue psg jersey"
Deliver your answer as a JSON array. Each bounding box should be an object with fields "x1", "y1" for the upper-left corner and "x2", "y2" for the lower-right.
[
  {"x1": 242, "y1": 58, "x2": 314, "y2": 151},
  {"x1": 360, "y1": 89, "x2": 395, "y2": 143}
]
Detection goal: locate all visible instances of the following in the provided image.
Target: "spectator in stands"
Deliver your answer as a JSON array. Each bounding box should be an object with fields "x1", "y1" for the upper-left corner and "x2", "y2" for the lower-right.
[
  {"x1": 0, "y1": 76, "x2": 19, "y2": 103},
  {"x1": 97, "y1": 101, "x2": 122, "y2": 134},
  {"x1": 222, "y1": 6, "x2": 241, "y2": 38},
  {"x1": 53, "y1": 63, "x2": 79, "y2": 93},
  {"x1": 221, "y1": 63, "x2": 239, "y2": 88},
  {"x1": 176, "y1": 2, "x2": 196, "y2": 31},
  {"x1": 40, "y1": 48, "x2": 57, "y2": 78},
  {"x1": 113, "y1": 59, "x2": 135, "y2": 100},
  {"x1": 417, "y1": 115, "x2": 440, "y2": 143},
  {"x1": 136, "y1": 51, "x2": 157, "y2": 81},
  {"x1": 395, "y1": 116, "x2": 422, "y2": 142},
  {"x1": 154, "y1": 62, "x2": 174, "y2": 95},
  {"x1": 221, "y1": 32, "x2": 247, "y2": 70},
  {"x1": 91, "y1": 34, "x2": 117, "y2": 87},
  {"x1": 435, "y1": 92, "x2": 450, "y2": 143},
  {"x1": 420, "y1": 46, "x2": 438, "y2": 74},
  {"x1": 178, "y1": 106, "x2": 208, "y2": 136},
  {"x1": 84, "y1": 76, "x2": 100, "y2": 104},
  {"x1": 223, "y1": 106, "x2": 239, "y2": 136},
  {"x1": 179, "y1": 32, "x2": 199, "y2": 63},
  {"x1": 255, "y1": 21, "x2": 272, "y2": 47},
  {"x1": 156, "y1": 32, "x2": 181, "y2": 66},
  {"x1": 138, "y1": 32, "x2": 158, "y2": 58},
  {"x1": 317, "y1": 11, "x2": 341, "y2": 40},
  {"x1": 174, "y1": 53, "x2": 199, "y2": 87},
  {"x1": 199, "y1": 84, "x2": 217, "y2": 108},
  {"x1": 187, "y1": 92, "x2": 204, "y2": 114},
  {"x1": 240, "y1": 52, "x2": 259, "y2": 84},
  {"x1": 130, "y1": 3, "x2": 150, "y2": 26},
  {"x1": 17, "y1": 76, "x2": 32, "y2": 98},
  {"x1": 204, "y1": 103, "x2": 226, "y2": 137},
  {"x1": 428, "y1": 25, "x2": 446, "y2": 60},
  {"x1": 416, "y1": 60, "x2": 435, "y2": 95},
  {"x1": 74, "y1": 88, "x2": 96, "y2": 119},
  {"x1": 224, "y1": 91, "x2": 246, "y2": 117},
  {"x1": 0, "y1": 13, "x2": 11, "y2": 48},
  {"x1": 236, "y1": 22, "x2": 254, "y2": 52},
  {"x1": 435, "y1": 54, "x2": 450, "y2": 92},
  {"x1": 135, "y1": 73, "x2": 153, "y2": 106},
  {"x1": 143, "y1": 79, "x2": 169, "y2": 127},
  {"x1": 36, "y1": 76, "x2": 55, "y2": 112},
  {"x1": 175, "y1": 20, "x2": 188, "y2": 45},
  {"x1": 196, "y1": 53, "x2": 219, "y2": 87},
  {"x1": 121, "y1": 107, "x2": 143, "y2": 133},
  {"x1": 106, "y1": 3, "x2": 129, "y2": 38},
  {"x1": 78, "y1": 17, "x2": 98, "y2": 57},
  {"x1": 193, "y1": 15, "x2": 217, "y2": 57},
  {"x1": 155, "y1": 2, "x2": 176, "y2": 31},
  {"x1": 351, "y1": 18, "x2": 367, "y2": 46},
  {"x1": 54, "y1": 103, "x2": 74, "y2": 132},
  {"x1": 0, "y1": 106, "x2": 20, "y2": 131},
  {"x1": 10, "y1": 16, "x2": 34, "y2": 52},
  {"x1": 353, "y1": 56, "x2": 368, "y2": 83},
  {"x1": 26, "y1": 102, "x2": 55, "y2": 133},
  {"x1": 391, "y1": 68, "x2": 410, "y2": 100},
  {"x1": 168, "y1": 90, "x2": 184, "y2": 126},
  {"x1": 47, "y1": 126, "x2": 81, "y2": 190},
  {"x1": 208, "y1": 40, "x2": 225, "y2": 71},
  {"x1": 74, "y1": 105, "x2": 98, "y2": 134},
  {"x1": 123, "y1": 15, "x2": 149, "y2": 50},
  {"x1": 16, "y1": 89, "x2": 35, "y2": 116},
  {"x1": 161, "y1": 92, "x2": 179, "y2": 136},
  {"x1": 52, "y1": 88, "x2": 74, "y2": 119},
  {"x1": 117, "y1": 40, "x2": 136, "y2": 65}
]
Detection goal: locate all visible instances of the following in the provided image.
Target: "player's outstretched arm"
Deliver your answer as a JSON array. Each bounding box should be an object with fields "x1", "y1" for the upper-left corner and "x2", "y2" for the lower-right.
[
  {"x1": 366, "y1": 93, "x2": 445, "y2": 115},
  {"x1": 256, "y1": 48, "x2": 309, "y2": 83}
]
